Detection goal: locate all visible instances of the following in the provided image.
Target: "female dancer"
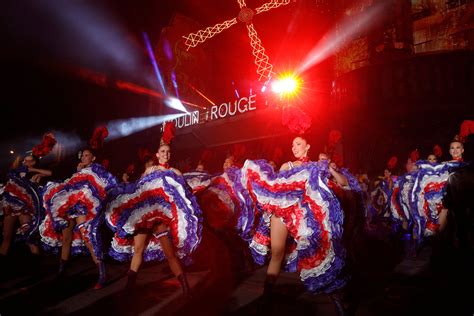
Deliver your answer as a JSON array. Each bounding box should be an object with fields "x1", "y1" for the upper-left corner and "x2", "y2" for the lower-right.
[
  {"x1": 1, "y1": 154, "x2": 51, "y2": 256},
  {"x1": 436, "y1": 139, "x2": 465, "y2": 230},
  {"x1": 107, "y1": 140, "x2": 202, "y2": 297},
  {"x1": 449, "y1": 140, "x2": 464, "y2": 162},
  {"x1": 241, "y1": 136, "x2": 347, "y2": 304},
  {"x1": 40, "y1": 148, "x2": 117, "y2": 289},
  {"x1": 427, "y1": 154, "x2": 437, "y2": 164},
  {"x1": 410, "y1": 139, "x2": 465, "y2": 238}
]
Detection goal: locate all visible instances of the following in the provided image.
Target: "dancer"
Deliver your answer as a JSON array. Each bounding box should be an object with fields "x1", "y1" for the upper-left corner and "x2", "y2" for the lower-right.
[
  {"x1": 241, "y1": 136, "x2": 346, "y2": 305},
  {"x1": 40, "y1": 148, "x2": 117, "y2": 289},
  {"x1": 1, "y1": 134, "x2": 56, "y2": 257},
  {"x1": 1, "y1": 153, "x2": 51, "y2": 256},
  {"x1": 106, "y1": 133, "x2": 201, "y2": 297},
  {"x1": 448, "y1": 139, "x2": 464, "y2": 162}
]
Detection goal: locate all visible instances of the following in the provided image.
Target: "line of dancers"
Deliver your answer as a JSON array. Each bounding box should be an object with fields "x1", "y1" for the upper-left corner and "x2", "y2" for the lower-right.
[{"x1": 0, "y1": 126, "x2": 471, "y2": 315}]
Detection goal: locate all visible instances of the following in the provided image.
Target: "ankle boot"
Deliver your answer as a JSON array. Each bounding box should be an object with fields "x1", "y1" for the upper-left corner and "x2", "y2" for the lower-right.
[
  {"x1": 262, "y1": 275, "x2": 277, "y2": 302},
  {"x1": 124, "y1": 270, "x2": 137, "y2": 293},
  {"x1": 94, "y1": 261, "x2": 106, "y2": 289},
  {"x1": 177, "y1": 273, "x2": 192, "y2": 298}
]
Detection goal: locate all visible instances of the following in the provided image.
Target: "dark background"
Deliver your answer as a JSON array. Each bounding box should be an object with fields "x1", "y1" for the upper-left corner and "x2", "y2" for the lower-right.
[{"x1": 1, "y1": 0, "x2": 472, "y2": 179}]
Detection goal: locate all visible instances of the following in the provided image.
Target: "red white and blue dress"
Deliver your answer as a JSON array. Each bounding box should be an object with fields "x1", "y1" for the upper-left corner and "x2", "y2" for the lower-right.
[
  {"x1": 194, "y1": 166, "x2": 258, "y2": 242},
  {"x1": 1, "y1": 166, "x2": 43, "y2": 243},
  {"x1": 390, "y1": 172, "x2": 416, "y2": 232},
  {"x1": 183, "y1": 171, "x2": 212, "y2": 195},
  {"x1": 369, "y1": 176, "x2": 395, "y2": 220},
  {"x1": 241, "y1": 159, "x2": 347, "y2": 294},
  {"x1": 105, "y1": 166, "x2": 202, "y2": 264},
  {"x1": 39, "y1": 163, "x2": 117, "y2": 256},
  {"x1": 409, "y1": 160, "x2": 464, "y2": 239}
]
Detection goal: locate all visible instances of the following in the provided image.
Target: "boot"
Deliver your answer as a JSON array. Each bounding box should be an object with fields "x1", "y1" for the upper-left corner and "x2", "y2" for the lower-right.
[
  {"x1": 94, "y1": 261, "x2": 106, "y2": 289},
  {"x1": 177, "y1": 273, "x2": 192, "y2": 299},
  {"x1": 58, "y1": 259, "x2": 69, "y2": 277},
  {"x1": 30, "y1": 254, "x2": 42, "y2": 278},
  {"x1": 329, "y1": 291, "x2": 348, "y2": 316},
  {"x1": 262, "y1": 279, "x2": 274, "y2": 303},
  {"x1": 257, "y1": 277, "x2": 276, "y2": 314},
  {"x1": 123, "y1": 270, "x2": 137, "y2": 293}
]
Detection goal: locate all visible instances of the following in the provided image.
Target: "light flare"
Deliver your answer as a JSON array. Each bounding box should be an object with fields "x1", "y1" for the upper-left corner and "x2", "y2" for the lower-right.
[
  {"x1": 106, "y1": 114, "x2": 184, "y2": 140},
  {"x1": 297, "y1": 1, "x2": 389, "y2": 74},
  {"x1": 271, "y1": 73, "x2": 302, "y2": 98}
]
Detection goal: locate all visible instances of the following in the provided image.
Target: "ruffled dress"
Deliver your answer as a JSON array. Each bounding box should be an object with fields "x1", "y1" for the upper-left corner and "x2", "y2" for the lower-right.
[
  {"x1": 39, "y1": 163, "x2": 117, "y2": 256},
  {"x1": 106, "y1": 169, "x2": 202, "y2": 264},
  {"x1": 241, "y1": 159, "x2": 347, "y2": 294}
]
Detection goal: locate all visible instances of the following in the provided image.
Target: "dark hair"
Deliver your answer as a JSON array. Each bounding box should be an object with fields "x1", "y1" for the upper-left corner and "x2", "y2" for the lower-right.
[
  {"x1": 31, "y1": 154, "x2": 39, "y2": 165},
  {"x1": 24, "y1": 153, "x2": 39, "y2": 166},
  {"x1": 81, "y1": 148, "x2": 97, "y2": 158}
]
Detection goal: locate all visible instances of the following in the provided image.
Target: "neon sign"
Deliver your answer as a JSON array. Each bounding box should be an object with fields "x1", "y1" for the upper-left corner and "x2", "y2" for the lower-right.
[{"x1": 165, "y1": 93, "x2": 257, "y2": 129}]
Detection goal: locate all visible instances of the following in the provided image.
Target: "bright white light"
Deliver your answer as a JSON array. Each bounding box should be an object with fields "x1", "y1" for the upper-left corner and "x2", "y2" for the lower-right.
[
  {"x1": 271, "y1": 75, "x2": 300, "y2": 96},
  {"x1": 165, "y1": 97, "x2": 188, "y2": 113},
  {"x1": 297, "y1": 1, "x2": 389, "y2": 73},
  {"x1": 9, "y1": 150, "x2": 14, "y2": 154},
  {"x1": 106, "y1": 113, "x2": 184, "y2": 140}
]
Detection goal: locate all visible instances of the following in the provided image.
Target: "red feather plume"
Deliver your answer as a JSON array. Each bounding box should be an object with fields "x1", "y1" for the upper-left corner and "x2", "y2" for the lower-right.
[
  {"x1": 433, "y1": 145, "x2": 443, "y2": 158},
  {"x1": 125, "y1": 163, "x2": 136, "y2": 175},
  {"x1": 328, "y1": 130, "x2": 342, "y2": 146},
  {"x1": 32, "y1": 133, "x2": 57, "y2": 158},
  {"x1": 332, "y1": 152, "x2": 344, "y2": 168},
  {"x1": 101, "y1": 158, "x2": 110, "y2": 170},
  {"x1": 387, "y1": 156, "x2": 398, "y2": 170},
  {"x1": 138, "y1": 147, "x2": 153, "y2": 163},
  {"x1": 162, "y1": 122, "x2": 176, "y2": 145},
  {"x1": 459, "y1": 120, "x2": 474, "y2": 142},
  {"x1": 281, "y1": 107, "x2": 312, "y2": 134},
  {"x1": 200, "y1": 149, "x2": 213, "y2": 163},
  {"x1": 89, "y1": 126, "x2": 109, "y2": 149},
  {"x1": 410, "y1": 149, "x2": 420, "y2": 162}
]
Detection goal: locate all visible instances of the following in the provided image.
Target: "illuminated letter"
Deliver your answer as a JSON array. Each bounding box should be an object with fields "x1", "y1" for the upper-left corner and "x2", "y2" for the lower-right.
[
  {"x1": 219, "y1": 103, "x2": 228, "y2": 118},
  {"x1": 177, "y1": 116, "x2": 185, "y2": 129},
  {"x1": 211, "y1": 105, "x2": 218, "y2": 120},
  {"x1": 238, "y1": 97, "x2": 248, "y2": 113},
  {"x1": 192, "y1": 111, "x2": 199, "y2": 124},
  {"x1": 229, "y1": 100, "x2": 237, "y2": 115},
  {"x1": 185, "y1": 113, "x2": 191, "y2": 127},
  {"x1": 248, "y1": 94, "x2": 256, "y2": 110}
]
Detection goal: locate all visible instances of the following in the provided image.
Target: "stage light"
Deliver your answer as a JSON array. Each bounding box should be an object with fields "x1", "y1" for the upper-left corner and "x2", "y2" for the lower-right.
[
  {"x1": 271, "y1": 73, "x2": 301, "y2": 97},
  {"x1": 9, "y1": 150, "x2": 14, "y2": 154},
  {"x1": 106, "y1": 114, "x2": 184, "y2": 140},
  {"x1": 165, "y1": 97, "x2": 188, "y2": 113}
]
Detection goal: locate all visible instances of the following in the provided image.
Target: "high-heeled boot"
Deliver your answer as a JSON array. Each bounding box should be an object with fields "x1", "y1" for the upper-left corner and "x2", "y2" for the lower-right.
[
  {"x1": 262, "y1": 278, "x2": 275, "y2": 305},
  {"x1": 124, "y1": 270, "x2": 138, "y2": 293},
  {"x1": 94, "y1": 261, "x2": 106, "y2": 289},
  {"x1": 177, "y1": 273, "x2": 192, "y2": 298}
]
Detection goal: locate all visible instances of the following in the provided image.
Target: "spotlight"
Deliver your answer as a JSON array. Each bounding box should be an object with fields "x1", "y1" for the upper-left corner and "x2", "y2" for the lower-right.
[
  {"x1": 165, "y1": 97, "x2": 188, "y2": 113},
  {"x1": 9, "y1": 150, "x2": 14, "y2": 154},
  {"x1": 271, "y1": 73, "x2": 301, "y2": 97}
]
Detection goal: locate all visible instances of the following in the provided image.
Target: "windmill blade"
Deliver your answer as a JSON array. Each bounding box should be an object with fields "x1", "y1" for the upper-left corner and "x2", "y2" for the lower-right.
[
  {"x1": 255, "y1": 0, "x2": 291, "y2": 15},
  {"x1": 245, "y1": 23, "x2": 274, "y2": 81},
  {"x1": 183, "y1": 17, "x2": 238, "y2": 50},
  {"x1": 237, "y1": 0, "x2": 247, "y2": 9}
]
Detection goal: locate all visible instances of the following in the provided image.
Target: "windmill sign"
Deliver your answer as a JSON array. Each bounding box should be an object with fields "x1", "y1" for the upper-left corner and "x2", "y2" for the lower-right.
[{"x1": 183, "y1": 0, "x2": 292, "y2": 82}]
